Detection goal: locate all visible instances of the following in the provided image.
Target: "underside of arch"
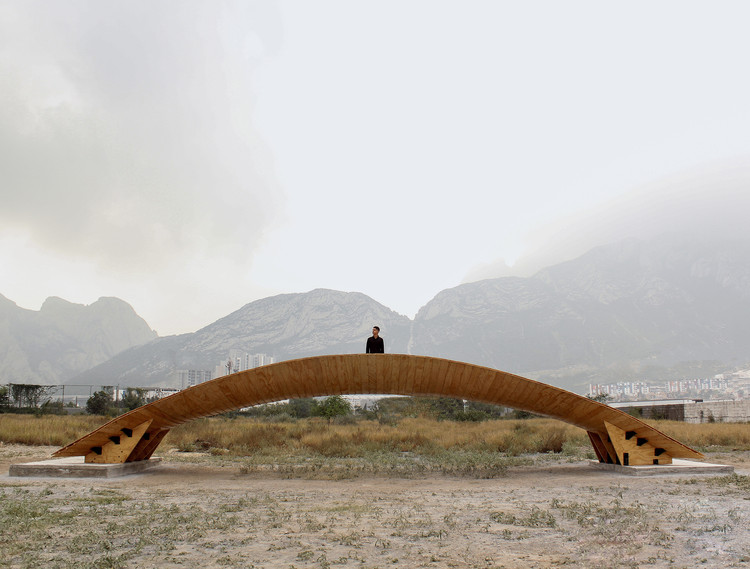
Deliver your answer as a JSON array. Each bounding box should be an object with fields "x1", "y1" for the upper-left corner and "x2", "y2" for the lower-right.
[{"x1": 54, "y1": 354, "x2": 703, "y2": 466}]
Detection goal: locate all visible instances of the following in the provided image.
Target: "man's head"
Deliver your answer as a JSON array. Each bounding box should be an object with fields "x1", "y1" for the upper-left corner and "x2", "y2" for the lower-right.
[{"x1": 372, "y1": 326, "x2": 380, "y2": 338}]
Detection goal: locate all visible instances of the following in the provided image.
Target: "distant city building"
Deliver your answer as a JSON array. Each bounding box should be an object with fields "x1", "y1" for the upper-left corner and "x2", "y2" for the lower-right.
[
  {"x1": 665, "y1": 377, "x2": 728, "y2": 393},
  {"x1": 177, "y1": 369, "x2": 213, "y2": 389},
  {"x1": 253, "y1": 353, "x2": 274, "y2": 367},
  {"x1": 213, "y1": 352, "x2": 275, "y2": 378},
  {"x1": 588, "y1": 381, "x2": 650, "y2": 398},
  {"x1": 589, "y1": 375, "x2": 733, "y2": 402},
  {"x1": 610, "y1": 399, "x2": 750, "y2": 423},
  {"x1": 114, "y1": 386, "x2": 180, "y2": 401}
]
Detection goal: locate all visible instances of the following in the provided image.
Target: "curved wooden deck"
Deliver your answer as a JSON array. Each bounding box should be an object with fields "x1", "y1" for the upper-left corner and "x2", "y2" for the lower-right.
[{"x1": 54, "y1": 354, "x2": 703, "y2": 466}]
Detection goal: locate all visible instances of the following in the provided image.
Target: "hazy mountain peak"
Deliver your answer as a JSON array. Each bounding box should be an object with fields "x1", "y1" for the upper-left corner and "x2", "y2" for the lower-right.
[
  {"x1": 40, "y1": 296, "x2": 75, "y2": 309},
  {"x1": 72, "y1": 286, "x2": 413, "y2": 387},
  {"x1": 0, "y1": 293, "x2": 18, "y2": 307},
  {"x1": 412, "y1": 234, "x2": 750, "y2": 389},
  {"x1": 0, "y1": 294, "x2": 158, "y2": 384}
]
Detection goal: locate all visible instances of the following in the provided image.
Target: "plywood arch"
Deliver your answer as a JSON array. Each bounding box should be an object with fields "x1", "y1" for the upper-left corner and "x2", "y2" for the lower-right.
[{"x1": 54, "y1": 354, "x2": 703, "y2": 466}]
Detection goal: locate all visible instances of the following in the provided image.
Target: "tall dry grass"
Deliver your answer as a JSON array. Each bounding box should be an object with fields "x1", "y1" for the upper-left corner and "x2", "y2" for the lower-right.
[
  {"x1": 100, "y1": 416, "x2": 590, "y2": 458},
  {"x1": 3, "y1": 414, "x2": 748, "y2": 457},
  {"x1": 0, "y1": 414, "x2": 105, "y2": 447},
  {"x1": 644, "y1": 420, "x2": 750, "y2": 449}
]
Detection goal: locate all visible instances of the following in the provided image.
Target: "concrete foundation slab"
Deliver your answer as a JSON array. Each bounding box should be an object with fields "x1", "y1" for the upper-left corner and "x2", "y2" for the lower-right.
[
  {"x1": 589, "y1": 458, "x2": 734, "y2": 476},
  {"x1": 9, "y1": 457, "x2": 162, "y2": 478}
]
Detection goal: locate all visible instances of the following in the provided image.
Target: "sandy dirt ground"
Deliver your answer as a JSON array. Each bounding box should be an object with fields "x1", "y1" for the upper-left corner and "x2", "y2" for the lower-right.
[{"x1": 1, "y1": 445, "x2": 749, "y2": 569}]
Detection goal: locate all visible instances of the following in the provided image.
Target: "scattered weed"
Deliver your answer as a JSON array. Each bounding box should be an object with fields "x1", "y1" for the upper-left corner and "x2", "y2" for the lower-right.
[{"x1": 490, "y1": 506, "x2": 557, "y2": 528}]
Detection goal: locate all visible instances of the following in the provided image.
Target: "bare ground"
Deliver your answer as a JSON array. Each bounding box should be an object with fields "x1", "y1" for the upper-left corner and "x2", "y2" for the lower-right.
[{"x1": 1, "y1": 444, "x2": 749, "y2": 569}]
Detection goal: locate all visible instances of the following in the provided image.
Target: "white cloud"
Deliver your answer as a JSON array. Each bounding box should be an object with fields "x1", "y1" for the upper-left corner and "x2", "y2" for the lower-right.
[
  {"x1": 0, "y1": 1, "x2": 284, "y2": 333},
  {"x1": 466, "y1": 159, "x2": 750, "y2": 281},
  {"x1": 3, "y1": 1, "x2": 750, "y2": 333}
]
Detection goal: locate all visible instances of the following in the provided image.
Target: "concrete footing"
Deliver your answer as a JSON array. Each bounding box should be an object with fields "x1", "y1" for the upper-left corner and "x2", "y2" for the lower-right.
[
  {"x1": 589, "y1": 458, "x2": 734, "y2": 476},
  {"x1": 9, "y1": 457, "x2": 162, "y2": 478}
]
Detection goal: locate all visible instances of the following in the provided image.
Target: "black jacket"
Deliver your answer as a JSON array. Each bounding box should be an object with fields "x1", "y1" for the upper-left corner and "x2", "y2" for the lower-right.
[{"x1": 366, "y1": 336, "x2": 384, "y2": 353}]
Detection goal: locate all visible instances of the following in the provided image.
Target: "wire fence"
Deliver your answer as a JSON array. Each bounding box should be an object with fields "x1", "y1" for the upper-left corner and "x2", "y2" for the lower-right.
[{"x1": 0, "y1": 383, "x2": 179, "y2": 411}]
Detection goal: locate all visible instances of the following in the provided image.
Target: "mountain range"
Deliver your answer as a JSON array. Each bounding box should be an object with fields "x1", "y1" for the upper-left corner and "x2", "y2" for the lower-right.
[
  {"x1": 0, "y1": 295, "x2": 156, "y2": 385},
  {"x1": 413, "y1": 235, "x2": 750, "y2": 387},
  {"x1": 3, "y1": 233, "x2": 749, "y2": 393}
]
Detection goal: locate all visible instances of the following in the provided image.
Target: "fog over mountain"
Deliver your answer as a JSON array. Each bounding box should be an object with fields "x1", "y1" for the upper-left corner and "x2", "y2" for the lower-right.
[
  {"x1": 465, "y1": 162, "x2": 750, "y2": 283},
  {"x1": 418, "y1": 233, "x2": 750, "y2": 390},
  {"x1": 36, "y1": 232, "x2": 749, "y2": 394},
  {"x1": 4, "y1": 3, "x2": 750, "y2": 396},
  {"x1": 6, "y1": 3, "x2": 750, "y2": 338}
]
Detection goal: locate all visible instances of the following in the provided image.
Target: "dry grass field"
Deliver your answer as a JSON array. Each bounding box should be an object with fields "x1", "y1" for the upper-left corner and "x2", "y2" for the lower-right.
[
  {"x1": 1, "y1": 415, "x2": 749, "y2": 568},
  {"x1": 3, "y1": 414, "x2": 750, "y2": 461}
]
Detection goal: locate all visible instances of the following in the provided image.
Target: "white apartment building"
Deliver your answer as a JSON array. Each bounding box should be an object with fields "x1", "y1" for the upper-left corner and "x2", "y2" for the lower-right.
[
  {"x1": 214, "y1": 352, "x2": 276, "y2": 378},
  {"x1": 176, "y1": 369, "x2": 213, "y2": 389}
]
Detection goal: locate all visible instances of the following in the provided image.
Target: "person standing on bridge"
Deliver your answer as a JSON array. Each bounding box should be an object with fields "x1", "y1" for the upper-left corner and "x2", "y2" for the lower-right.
[{"x1": 366, "y1": 326, "x2": 384, "y2": 354}]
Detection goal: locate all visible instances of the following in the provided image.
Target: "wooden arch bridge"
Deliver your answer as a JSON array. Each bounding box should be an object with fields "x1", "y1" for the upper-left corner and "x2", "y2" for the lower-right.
[{"x1": 55, "y1": 354, "x2": 703, "y2": 466}]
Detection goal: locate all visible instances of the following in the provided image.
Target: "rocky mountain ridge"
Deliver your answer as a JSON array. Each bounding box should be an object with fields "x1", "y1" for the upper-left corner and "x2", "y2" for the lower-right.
[
  {"x1": 413, "y1": 235, "x2": 750, "y2": 387},
  {"x1": 4, "y1": 234, "x2": 749, "y2": 393},
  {"x1": 0, "y1": 295, "x2": 157, "y2": 384},
  {"x1": 71, "y1": 289, "x2": 412, "y2": 387}
]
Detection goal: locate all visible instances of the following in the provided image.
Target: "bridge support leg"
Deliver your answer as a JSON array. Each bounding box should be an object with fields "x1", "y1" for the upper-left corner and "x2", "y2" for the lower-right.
[
  {"x1": 127, "y1": 428, "x2": 170, "y2": 462},
  {"x1": 587, "y1": 431, "x2": 611, "y2": 463},
  {"x1": 588, "y1": 431, "x2": 619, "y2": 464},
  {"x1": 85, "y1": 420, "x2": 152, "y2": 464},
  {"x1": 603, "y1": 421, "x2": 672, "y2": 466}
]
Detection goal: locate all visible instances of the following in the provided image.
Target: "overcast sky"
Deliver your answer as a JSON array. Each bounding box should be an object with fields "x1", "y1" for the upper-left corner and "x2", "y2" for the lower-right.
[{"x1": 2, "y1": 1, "x2": 750, "y2": 336}]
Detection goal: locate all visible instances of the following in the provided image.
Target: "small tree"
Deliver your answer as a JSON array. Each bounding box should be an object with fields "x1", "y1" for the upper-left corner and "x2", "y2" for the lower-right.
[
  {"x1": 40, "y1": 399, "x2": 65, "y2": 415},
  {"x1": 9, "y1": 384, "x2": 55, "y2": 408},
  {"x1": 121, "y1": 388, "x2": 147, "y2": 411},
  {"x1": 428, "y1": 397, "x2": 464, "y2": 420},
  {"x1": 586, "y1": 392, "x2": 611, "y2": 403},
  {"x1": 355, "y1": 401, "x2": 380, "y2": 420},
  {"x1": 86, "y1": 391, "x2": 114, "y2": 415},
  {"x1": 511, "y1": 409, "x2": 535, "y2": 419},
  {"x1": 287, "y1": 398, "x2": 316, "y2": 418},
  {"x1": 0, "y1": 386, "x2": 9, "y2": 409},
  {"x1": 314, "y1": 395, "x2": 352, "y2": 424}
]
